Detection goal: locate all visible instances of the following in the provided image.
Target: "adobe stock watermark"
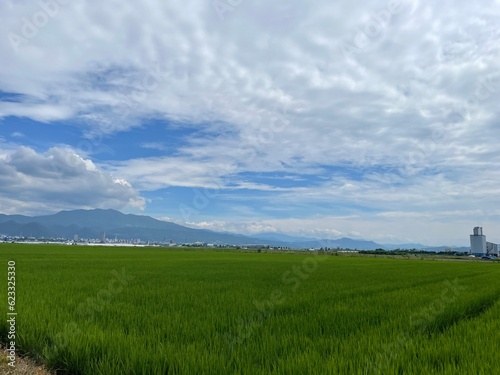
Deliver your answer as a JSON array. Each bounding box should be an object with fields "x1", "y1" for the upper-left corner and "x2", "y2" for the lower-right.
[
  {"x1": 7, "y1": 0, "x2": 73, "y2": 54},
  {"x1": 212, "y1": 0, "x2": 244, "y2": 21},
  {"x1": 48, "y1": 268, "x2": 134, "y2": 353},
  {"x1": 114, "y1": 62, "x2": 169, "y2": 120},
  {"x1": 399, "y1": 75, "x2": 498, "y2": 177},
  {"x1": 51, "y1": 62, "x2": 167, "y2": 175},
  {"x1": 178, "y1": 102, "x2": 292, "y2": 222},
  {"x1": 398, "y1": 127, "x2": 447, "y2": 178},
  {"x1": 409, "y1": 278, "x2": 467, "y2": 331},
  {"x1": 213, "y1": 1, "x2": 300, "y2": 33},
  {"x1": 224, "y1": 250, "x2": 330, "y2": 347},
  {"x1": 368, "y1": 278, "x2": 466, "y2": 374},
  {"x1": 443, "y1": 76, "x2": 498, "y2": 125},
  {"x1": 341, "y1": 0, "x2": 419, "y2": 61}
]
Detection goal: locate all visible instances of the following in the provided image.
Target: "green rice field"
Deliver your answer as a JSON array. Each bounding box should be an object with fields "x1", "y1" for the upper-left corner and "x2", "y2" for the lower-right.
[{"x1": 1, "y1": 243, "x2": 500, "y2": 374}]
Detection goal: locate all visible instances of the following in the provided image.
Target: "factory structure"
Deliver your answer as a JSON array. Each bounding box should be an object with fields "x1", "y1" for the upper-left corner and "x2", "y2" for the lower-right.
[{"x1": 470, "y1": 227, "x2": 499, "y2": 256}]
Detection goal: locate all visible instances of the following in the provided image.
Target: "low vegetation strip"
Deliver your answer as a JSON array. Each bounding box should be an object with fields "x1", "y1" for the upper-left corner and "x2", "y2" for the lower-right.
[
  {"x1": 1, "y1": 243, "x2": 500, "y2": 374},
  {"x1": 1, "y1": 346, "x2": 52, "y2": 375},
  {"x1": 412, "y1": 290, "x2": 500, "y2": 336}
]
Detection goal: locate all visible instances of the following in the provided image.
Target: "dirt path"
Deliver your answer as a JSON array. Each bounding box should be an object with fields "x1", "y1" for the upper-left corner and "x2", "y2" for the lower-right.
[{"x1": 0, "y1": 349, "x2": 53, "y2": 375}]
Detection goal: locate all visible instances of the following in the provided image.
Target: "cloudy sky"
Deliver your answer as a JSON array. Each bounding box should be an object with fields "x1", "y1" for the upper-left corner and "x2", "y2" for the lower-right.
[{"x1": 1, "y1": 0, "x2": 499, "y2": 245}]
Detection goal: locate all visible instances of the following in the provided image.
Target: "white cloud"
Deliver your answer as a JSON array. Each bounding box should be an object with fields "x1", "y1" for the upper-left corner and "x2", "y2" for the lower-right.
[
  {"x1": 184, "y1": 220, "x2": 279, "y2": 235},
  {"x1": 107, "y1": 156, "x2": 236, "y2": 190},
  {"x1": 0, "y1": 147, "x2": 145, "y2": 215},
  {"x1": 0, "y1": 102, "x2": 73, "y2": 122},
  {"x1": 1, "y1": 1, "x2": 499, "y2": 160},
  {"x1": 140, "y1": 142, "x2": 167, "y2": 151}
]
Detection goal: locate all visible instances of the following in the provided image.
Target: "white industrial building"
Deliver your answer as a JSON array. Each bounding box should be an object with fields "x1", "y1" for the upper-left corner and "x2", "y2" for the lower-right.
[
  {"x1": 470, "y1": 227, "x2": 499, "y2": 256},
  {"x1": 487, "y1": 242, "x2": 498, "y2": 255}
]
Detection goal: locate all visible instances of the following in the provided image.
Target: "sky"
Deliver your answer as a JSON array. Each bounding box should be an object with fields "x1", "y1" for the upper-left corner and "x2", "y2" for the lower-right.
[{"x1": 0, "y1": 0, "x2": 499, "y2": 246}]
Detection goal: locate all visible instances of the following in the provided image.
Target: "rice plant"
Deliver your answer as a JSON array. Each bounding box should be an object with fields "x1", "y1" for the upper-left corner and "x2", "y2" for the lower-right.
[{"x1": 1, "y1": 244, "x2": 499, "y2": 374}]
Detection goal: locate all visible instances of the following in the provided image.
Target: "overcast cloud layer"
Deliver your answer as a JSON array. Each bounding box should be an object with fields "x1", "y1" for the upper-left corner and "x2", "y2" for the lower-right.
[{"x1": 1, "y1": 0, "x2": 499, "y2": 245}]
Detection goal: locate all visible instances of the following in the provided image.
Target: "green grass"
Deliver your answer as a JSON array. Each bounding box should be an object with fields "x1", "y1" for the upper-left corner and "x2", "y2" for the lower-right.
[{"x1": 1, "y1": 243, "x2": 500, "y2": 374}]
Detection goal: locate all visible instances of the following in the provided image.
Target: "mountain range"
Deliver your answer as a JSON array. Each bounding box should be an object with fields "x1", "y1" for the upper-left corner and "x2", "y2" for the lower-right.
[
  {"x1": 0, "y1": 209, "x2": 467, "y2": 251},
  {"x1": 0, "y1": 209, "x2": 268, "y2": 246}
]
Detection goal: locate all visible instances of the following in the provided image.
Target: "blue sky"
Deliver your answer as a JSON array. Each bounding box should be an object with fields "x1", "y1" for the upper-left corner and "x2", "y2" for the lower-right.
[{"x1": 1, "y1": 0, "x2": 500, "y2": 245}]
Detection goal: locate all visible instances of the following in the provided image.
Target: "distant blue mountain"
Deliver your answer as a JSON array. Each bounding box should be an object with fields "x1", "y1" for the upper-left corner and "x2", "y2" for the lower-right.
[
  {"x1": 249, "y1": 232, "x2": 318, "y2": 243},
  {"x1": 0, "y1": 220, "x2": 53, "y2": 238},
  {"x1": 0, "y1": 209, "x2": 466, "y2": 250},
  {"x1": 0, "y1": 209, "x2": 268, "y2": 245},
  {"x1": 382, "y1": 243, "x2": 427, "y2": 250},
  {"x1": 252, "y1": 233, "x2": 429, "y2": 250},
  {"x1": 292, "y1": 237, "x2": 383, "y2": 250}
]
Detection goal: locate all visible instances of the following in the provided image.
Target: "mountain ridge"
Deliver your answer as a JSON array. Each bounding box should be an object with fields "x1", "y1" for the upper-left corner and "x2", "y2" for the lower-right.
[
  {"x1": 0, "y1": 209, "x2": 467, "y2": 250},
  {"x1": 0, "y1": 209, "x2": 266, "y2": 245}
]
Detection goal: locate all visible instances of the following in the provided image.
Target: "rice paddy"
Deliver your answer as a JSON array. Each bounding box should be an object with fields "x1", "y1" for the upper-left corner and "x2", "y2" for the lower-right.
[{"x1": 1, "y1": 243, "x2": 500, "y2": 374}]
